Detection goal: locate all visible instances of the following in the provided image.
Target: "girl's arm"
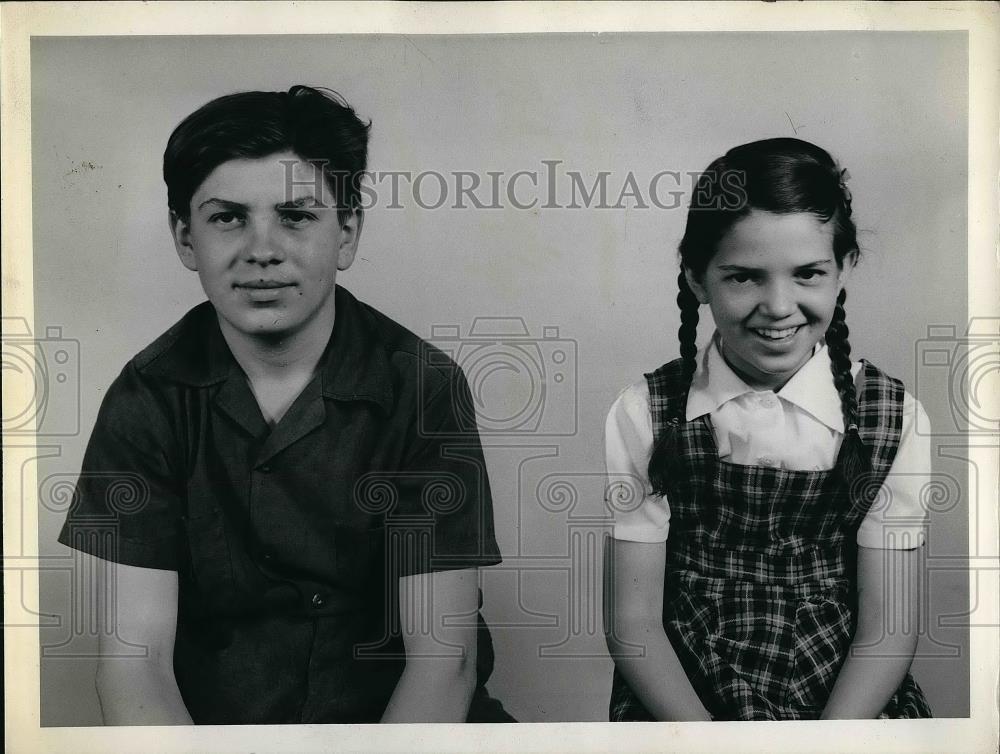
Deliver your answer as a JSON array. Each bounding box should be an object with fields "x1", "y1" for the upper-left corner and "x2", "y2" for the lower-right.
[
  {"x1": 820, "y1": 545, "x2": 921, "y2": 719},
  {"x1": 603, "y1": 537, "x2": 713, "y2": 721}
]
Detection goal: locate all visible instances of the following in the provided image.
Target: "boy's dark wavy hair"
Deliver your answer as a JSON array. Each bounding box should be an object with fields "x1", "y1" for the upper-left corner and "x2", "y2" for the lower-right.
[
  {"x1": 648, "y1": 137, "x2": 866, "y2": 493},
  {"x1": 163, "y1": 85, "x2": 371, "y2": 223}
]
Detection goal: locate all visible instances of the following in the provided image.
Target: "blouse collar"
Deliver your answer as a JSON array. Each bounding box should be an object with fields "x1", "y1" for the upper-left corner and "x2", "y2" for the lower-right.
[{"x1": 685, "y1": 332, "x2": 845, "y2": 432}]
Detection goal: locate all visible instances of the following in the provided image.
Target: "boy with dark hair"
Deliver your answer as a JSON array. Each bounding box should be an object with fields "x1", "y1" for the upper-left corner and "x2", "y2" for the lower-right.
[{"x1": 59, "y1": 85, "x2": 511, "y2": 724}]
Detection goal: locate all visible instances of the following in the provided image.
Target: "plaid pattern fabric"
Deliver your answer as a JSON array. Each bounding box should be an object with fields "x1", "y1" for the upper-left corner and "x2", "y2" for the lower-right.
[{"x1": 610, "y1": 359, "x2": 932, "y2": 721}]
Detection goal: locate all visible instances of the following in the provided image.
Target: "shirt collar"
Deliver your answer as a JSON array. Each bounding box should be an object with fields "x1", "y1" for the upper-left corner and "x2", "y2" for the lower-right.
[
  {"x1": 139, "y1": 286, "x2": 394, "y2": 413},
  {"x1": 685, "y1": 332, "x2": 845, "y2": 432},
  {"x1": 318, "y1": 285, "x2": 394, "y2": 412}
]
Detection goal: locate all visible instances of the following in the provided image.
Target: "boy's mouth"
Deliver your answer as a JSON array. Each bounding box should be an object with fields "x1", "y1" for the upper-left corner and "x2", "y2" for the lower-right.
[
  {"x1": 236, "y1": 280, "x2": 293, "y2": 290},
  {"x1": 750, "y1": 325, "x2": 802, "y2": 341}
]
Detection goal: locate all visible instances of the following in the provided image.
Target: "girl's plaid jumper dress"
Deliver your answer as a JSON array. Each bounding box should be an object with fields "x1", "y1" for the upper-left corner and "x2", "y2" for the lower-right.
[{"x1": 610, "y1": 358, "x2": 932, "y2": 721}]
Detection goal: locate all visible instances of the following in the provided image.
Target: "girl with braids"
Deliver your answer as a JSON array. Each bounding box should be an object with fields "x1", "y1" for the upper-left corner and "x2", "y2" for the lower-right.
[{"x1": 602, "y1": 138, "x2": 932, "y2": 721}]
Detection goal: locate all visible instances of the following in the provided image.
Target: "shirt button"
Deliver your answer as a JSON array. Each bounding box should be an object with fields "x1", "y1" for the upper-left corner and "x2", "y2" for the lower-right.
[
  {"x1": 311, "y1": 593, "x2": 325, "y2": 608},
  {"x1": 261, "y1": 551, "x2": 273, "y2": 562},
  {"x1": 759, "y1": 394, "x2": 777, "y2": 409},
  {"x1": 260, "y1": 465, "x2": 272, "y2": 473}
]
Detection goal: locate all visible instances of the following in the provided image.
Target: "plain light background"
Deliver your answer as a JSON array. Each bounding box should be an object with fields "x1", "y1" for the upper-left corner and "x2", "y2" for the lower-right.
[{"x1": 32, "y1": 32, "x2": 968, "y2": 723}]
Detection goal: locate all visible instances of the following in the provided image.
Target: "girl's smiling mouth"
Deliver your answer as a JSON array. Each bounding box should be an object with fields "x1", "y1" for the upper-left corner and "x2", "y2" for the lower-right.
[{"x1": 750, "y1": 325, "x2": 803, "y2": 341}]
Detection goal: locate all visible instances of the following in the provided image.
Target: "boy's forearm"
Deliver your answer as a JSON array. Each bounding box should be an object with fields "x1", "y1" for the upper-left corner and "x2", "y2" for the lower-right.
[
  {"x1": 607, "y1": 621, "x2": 712, "y2": 721},
  {"x1": 96, "y1": 660, "x2": 193, "y2": 725},
  {"x1": 380, "y1": 656, "x2": 476, "y2": 723}
]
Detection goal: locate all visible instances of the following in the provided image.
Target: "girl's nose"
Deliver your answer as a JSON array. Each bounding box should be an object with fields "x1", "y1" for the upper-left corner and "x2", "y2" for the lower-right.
[
  {"x1": 243, "y1": 220, "x2": 286, "y2": 265},
  {"x1": 759, "y1": 280, "x2": 796, "y2": 318}
]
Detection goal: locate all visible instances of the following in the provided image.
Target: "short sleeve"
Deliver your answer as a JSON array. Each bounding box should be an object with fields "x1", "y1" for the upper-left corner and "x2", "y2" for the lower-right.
[
  {"x1": 856, "y1": 392, "x2": 930, "y2": 550},
  {"x1": 57, "y1": 363, "x2": 184, "y2": 569},
  {"x1": 387, "y1": 360, "x2": 502, "y2": 578},
  {"x1": 604, "y1": 381, "x2": 671, "y2": 543}
]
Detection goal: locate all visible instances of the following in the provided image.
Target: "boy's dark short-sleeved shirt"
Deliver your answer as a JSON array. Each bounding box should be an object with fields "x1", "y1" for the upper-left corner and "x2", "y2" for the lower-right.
[{"x1": 59, "y1": 285, "x2": 503, "y2": 724}]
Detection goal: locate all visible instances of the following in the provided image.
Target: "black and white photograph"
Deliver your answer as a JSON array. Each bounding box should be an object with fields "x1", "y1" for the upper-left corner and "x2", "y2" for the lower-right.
[{"x1": 3, "y1": 3, "x2": 997, "y2": 753}]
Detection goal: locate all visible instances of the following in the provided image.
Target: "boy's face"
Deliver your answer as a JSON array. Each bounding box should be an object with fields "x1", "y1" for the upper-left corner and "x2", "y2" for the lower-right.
[{"x1": 170, "y1": 151, "x2": 360, "y2": 344}]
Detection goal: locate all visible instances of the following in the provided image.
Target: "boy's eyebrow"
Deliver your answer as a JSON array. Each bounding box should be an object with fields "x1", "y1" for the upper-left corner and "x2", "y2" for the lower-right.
[
  {"x1": 716, "y1": 259, "x2": 835, "y2": 271},
  {"x1": 795, "y1": 259, "x2": 835, "y2": 267},
  {"x1": 197, "y1": 198, "x2": 248, "y2": 212},
  {"x1": 196, "y1": 196, "x2": 329, "y2": 211},
  {"x1": 276, "y1": 195, "x2": 327, "y2": 209}
]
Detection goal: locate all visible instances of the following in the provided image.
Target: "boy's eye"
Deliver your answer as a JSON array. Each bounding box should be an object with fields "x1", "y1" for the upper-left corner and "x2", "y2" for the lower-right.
[
  {"x1": 280, "y1": 210, "x2": 317, "y2": 225},
  {"x1": 209, "y1": 211, "x2": 244, "y2": 225}
]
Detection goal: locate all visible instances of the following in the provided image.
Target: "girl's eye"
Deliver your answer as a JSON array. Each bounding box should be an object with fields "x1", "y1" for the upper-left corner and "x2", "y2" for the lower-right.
[
  {"x1": 727, "y1": 273, "x2": 755, "y2": 284},
  {"x1": 797, "y1": 269, "x2": 826, "y2": 281}
]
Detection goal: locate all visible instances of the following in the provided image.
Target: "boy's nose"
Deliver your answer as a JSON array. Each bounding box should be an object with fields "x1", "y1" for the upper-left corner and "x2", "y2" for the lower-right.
[{"x1": 244, "y1": 221, "x2": 286, "y2": 265}]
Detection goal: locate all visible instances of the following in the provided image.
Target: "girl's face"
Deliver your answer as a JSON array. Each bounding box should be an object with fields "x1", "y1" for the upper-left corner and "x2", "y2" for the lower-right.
[{"x1": 686, "y1": 209, "x2": 853, "y2": 391}]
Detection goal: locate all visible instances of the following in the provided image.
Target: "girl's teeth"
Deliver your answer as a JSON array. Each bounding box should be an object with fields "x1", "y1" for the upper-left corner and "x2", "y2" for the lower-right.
[{"x1": 755, "y1": 327, "x2": 799, "y2": 339}]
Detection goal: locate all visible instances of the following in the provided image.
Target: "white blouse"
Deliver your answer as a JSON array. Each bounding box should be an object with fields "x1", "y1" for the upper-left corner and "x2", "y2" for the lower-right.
[{"x1": 605, "y1": 336, "x2": 929, "y2": 550}]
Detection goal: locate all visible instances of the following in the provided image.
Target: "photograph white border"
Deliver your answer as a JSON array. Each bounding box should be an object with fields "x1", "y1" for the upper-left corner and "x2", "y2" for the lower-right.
[{"x1": 3, "y1": 2, "x2": 998, "y2": 753}]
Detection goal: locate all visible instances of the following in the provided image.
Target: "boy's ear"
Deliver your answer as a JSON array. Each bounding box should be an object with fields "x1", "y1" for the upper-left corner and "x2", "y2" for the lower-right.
[
  {"x1": 169, "y1": 210, "x2": 198, "y2": 271},
  {"x1": 683, "y1": 266, "x2": 710, "y2": 305},
  {"x1": 335, "y1": 209, "x2": 364, "y2": 272}
]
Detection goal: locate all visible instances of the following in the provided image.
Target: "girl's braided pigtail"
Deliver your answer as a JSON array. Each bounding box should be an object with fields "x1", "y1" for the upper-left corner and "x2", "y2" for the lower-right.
[
  {"x1": 677, "y1": 269, "x2": 700, "y2": 389},
  {"x1": 826, "y1": 288, "x2": 869, "y2": 483},
  {"x1": 648, "y1": 268, "x2": 701, "y2": 495}
]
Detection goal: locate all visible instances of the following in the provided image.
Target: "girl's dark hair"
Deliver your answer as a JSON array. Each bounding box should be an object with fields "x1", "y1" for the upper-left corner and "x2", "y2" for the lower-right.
[
  {"x1": 649, "y1": 137, "x2": 866, "y2": 492},
  {"x1": 163, "y1": 85, "x2": 371, "y2": 223}
]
